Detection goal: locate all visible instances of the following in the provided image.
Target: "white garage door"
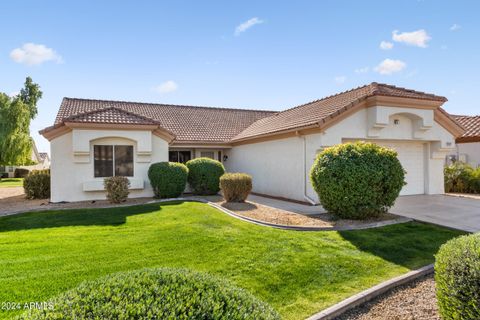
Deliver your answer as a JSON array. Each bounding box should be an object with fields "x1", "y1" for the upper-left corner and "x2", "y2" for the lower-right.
[{"x1": 376, "y1": 141, "x2": 425, "y2": 195}]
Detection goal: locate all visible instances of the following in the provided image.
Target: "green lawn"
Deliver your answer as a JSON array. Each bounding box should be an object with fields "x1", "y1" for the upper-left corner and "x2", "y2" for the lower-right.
[
  {"x1": 0, "y1": 178, "x2": 23, "y2": 188},
  {"x1": 0, "y1": 201, "x2": 463, "y2": 319}
]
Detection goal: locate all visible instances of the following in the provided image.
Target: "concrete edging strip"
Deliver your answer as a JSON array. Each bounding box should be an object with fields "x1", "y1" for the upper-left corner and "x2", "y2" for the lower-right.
[{"x1": 305, "y1": 263, "x2": 434, "y2": 320}]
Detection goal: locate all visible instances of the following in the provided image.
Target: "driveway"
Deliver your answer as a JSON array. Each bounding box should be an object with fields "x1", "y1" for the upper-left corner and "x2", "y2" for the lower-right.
[{"x1": 391, "y1": 195, "x2": 480, "y2": 232}]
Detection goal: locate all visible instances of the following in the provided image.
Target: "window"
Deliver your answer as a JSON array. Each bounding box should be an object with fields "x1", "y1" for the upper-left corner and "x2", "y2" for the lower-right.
[
  {"x1": 200, "y1": 151, "x2": 215, "y2": 159},
  {"x1": 94, "y1": 145, "x2": 133, "y2": 178},
  {"x1": 169, "y1": 151, "x2": 191, "y2": 163}
]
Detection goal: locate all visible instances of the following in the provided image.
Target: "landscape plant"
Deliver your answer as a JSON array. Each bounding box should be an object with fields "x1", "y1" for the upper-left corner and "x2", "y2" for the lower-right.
[
  {"x1": 186, "y1": 157, "x2": 225, "y2": 195},
  {"x1": 19, "y1": 268, "x2": 280, "y2": 320},
  {"x1": 148, "y1": 162, "x2": 188, "y2": 198},
  {"x1": 435, "y1": 233, "x2": 480, "y2": 319},
  {"x1": 310, "y1": 141, "x2": 405, "y2": 219},
  {"x1": 104, "y1": 176, "x2": 130, "y2": 203},
  {"x1": 220, "y1": 173, "x2": 252, "y2": 202},
  {"x1": 23, "y1": 170, "x2": 50, "y2": 199}
]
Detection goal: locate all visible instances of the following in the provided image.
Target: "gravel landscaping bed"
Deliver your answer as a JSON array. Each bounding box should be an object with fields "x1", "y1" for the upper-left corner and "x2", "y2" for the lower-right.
[
  {"x1": 336, "y1": 275, "x2": 439, "y2": 320},
  {"x1": 198, "y1": 195, "x2": 404, "y2": 229}
]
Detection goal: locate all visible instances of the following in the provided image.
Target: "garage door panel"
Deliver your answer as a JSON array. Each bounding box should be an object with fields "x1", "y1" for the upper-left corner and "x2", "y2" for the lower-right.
[{"x1": 344, "y1": 140, "x2": 425, "y2": 195}]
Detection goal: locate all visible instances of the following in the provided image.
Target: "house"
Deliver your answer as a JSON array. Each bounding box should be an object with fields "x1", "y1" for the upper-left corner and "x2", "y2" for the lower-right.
[
  {"x1": 450, "y1": 115, "x2": 480, "y2": 168},
  {"x1": 0, "y1": 140, "x2": 50, "y2": 178},
  {"x1": 40, "y1": 83, "x2": 463, "y2": 203}
]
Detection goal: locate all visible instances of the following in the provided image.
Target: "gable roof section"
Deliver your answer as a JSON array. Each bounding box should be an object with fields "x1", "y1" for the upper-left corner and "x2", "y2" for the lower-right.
[
  {"x1": 64, "y1": 107, "x2": 160, "y2": 125},
  {"x1": 52, "y1": 98, "x2": 276, "y2": 143},
  {"x1": 453, "y1": 115, "x2": 480, "y2": 142},
  {"x1": 233, "y1": 83, "x2": 449, "y2": 142},
  {"x1": 39, "y1": 152, "x2": 49, "y2": 161}
]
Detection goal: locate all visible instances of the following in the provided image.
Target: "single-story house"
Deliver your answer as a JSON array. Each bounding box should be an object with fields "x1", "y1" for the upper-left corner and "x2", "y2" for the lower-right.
[
  {"x1": 0, "y1": 140, "x2": 50, "y2": 178},
  {"x1": 449, "y1": 115, "x2": 480, "y2": 168},
  {"x1": 40, "y1": 82, "x2": 464, "y2": 203}
]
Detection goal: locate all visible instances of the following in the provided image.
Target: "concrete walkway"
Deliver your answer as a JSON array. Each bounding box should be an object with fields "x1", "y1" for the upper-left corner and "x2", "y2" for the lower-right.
[
  {"x1": 247, "y1": 194, "x2": 326, "y2": 215},
  {"x1": 391, "y1": 195, "x2": 480, "y2": 232}
]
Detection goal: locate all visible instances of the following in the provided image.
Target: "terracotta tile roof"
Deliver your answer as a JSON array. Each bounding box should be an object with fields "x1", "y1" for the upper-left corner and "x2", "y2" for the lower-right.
[
  {"x1": 55, "y1": 98, "x2": 276, "y2": 143},
  {"x1": 65, "y1": 107, "x2": 160, "y2": 125},
  {"x1": 233, "y1": 82, "x2": 447, "y2": 141},
  {"x1": 453, "y1": 115, "x2": 480, "y2": 141}
]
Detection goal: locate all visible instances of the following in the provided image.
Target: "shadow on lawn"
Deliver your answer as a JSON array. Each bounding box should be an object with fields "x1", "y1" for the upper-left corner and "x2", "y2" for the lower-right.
[
  {"x1": 338, "y1": 222, "x2": 465, "y2": 269},
  {"x1": 0, "y1": 202, "x2": 185, "y2": 232}
]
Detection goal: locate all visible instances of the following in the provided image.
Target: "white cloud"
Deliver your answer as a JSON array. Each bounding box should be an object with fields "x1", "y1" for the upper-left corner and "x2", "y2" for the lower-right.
[
  {"x1": 374, "y1": 59, "x2": 406, "y2": 75},
  {"x1": 154, "y1": 80, "x2": 178, "y2": 94},
  {"x1": 235, "y1": 17, "x2": 264, "y2": 36},
  {"x1": 10, "y1": 43, "x2": 63, "y2": 66},
  {"x1": 392, "y1": 29, "x2": 431, "y2": 48},
  {"x1": 380, "y1": 41, "x2": 394, "y2": 50},
  {"x1": 450, "y1": 24, "x2": 461, "y2": 31},
  {"x1": 355, "y1": 67, "x2": 369, "y2": 74},
  {"x1": 334, "y1": 76, "x2": 347, "y2": 84}
]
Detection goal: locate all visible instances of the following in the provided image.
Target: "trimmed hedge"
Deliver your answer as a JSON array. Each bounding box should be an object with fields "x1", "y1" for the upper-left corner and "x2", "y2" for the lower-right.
[
  {"x1": 186, "y1": 157, "x2": 225, "y2": 195},
  {"x1": 220, "y1": 173, "x2": 252, "y2": 202},
  {"x1": 23, "y1": 171, "x2": 50, "y2": 199},
  {"x1": 435, "y1": 234, "x2": 480, "y2": 319},
  {"x1": 444, "y1": 162, "x2": 480, "y2": 194},
  {"x1": 19, "y1": 268, "x2": 280, "y2": 320},
  {"x1": 148, "y1": 162, "x2": 188, "y2": 198},
  {"x1": 104, "y1": 176, "x2": 130, "y2": 203},
  {"x1": 14, "y1": 168, "x2": 30, "y2": 178},
  {"x1": 310, "y1": 141, "x2": 405, "y2": 219}
]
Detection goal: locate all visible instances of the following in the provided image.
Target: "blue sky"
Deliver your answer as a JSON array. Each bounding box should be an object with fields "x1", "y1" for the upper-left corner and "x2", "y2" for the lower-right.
[{"x1": 1, "y1": 0, "x2": 478, "y2": 153}]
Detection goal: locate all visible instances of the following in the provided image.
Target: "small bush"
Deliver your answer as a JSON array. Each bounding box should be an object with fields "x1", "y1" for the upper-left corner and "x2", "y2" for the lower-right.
[
  {"x1": 19, "y1": 268, "x2": 280, "y2": 320},
  {"x1": 148, "y1": 162, "x2": 188, "y2": 198},
  {"x1": 23, "y1": 171, "x2": 50, "y2": 199},
  {"x1": 444, "y1": 162, "x2": 475, "y2": 193},
  {"x1": 310, "y1": 141, "x2": 405, "y2": 219},
  {"x1": 186, "y1": 157, "x2": 225, "y2": 195},
  {"x1": 104, "y1": 176, "x2": 130, "y2": 203},
  {"x1": 220, "y1": 173, "x2": 252, "y2": 202},
  {"x1": 435, "y1": 234, "x2": 480, "y2": 319},
  {"x1": 14, "y1": 168, "x2": 30, "y2": 178}
]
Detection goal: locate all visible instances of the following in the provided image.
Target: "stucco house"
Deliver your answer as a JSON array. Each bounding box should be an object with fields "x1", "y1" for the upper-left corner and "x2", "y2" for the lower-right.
[
  {"x1": 40, "y1": 83, "x2": 463, "y2": 203},
  {"x1": 449, "y1": 115, "x2": 480, "y2": 168}
]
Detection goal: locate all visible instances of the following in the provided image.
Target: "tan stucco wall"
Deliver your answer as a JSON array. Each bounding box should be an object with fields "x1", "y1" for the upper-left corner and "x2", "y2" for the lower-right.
[
  {"x1": 456, "y1": 142, "x2": 480, "y2": 168},
  {"x1": 50, "y1": 129, "x2": 168, "y2": 202}
]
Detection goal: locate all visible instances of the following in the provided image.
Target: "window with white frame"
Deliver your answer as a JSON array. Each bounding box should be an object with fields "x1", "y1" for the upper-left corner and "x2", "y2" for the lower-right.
[{"x1": 94, "y1": 145, "x2": 134, "y2": 177}]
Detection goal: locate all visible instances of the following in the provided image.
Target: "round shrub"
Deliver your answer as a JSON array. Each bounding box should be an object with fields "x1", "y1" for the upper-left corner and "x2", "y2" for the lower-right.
[
  {"x1": 19, "y1": 268, "x2": 280, "y2": 320},
  {"x1": 186, "y1": 157, "x2": 225, "y2": 195},
  {"x1": 310, "y1": 141, "x2": 405, "y2": 219},
  {"x1": 220, "y1": 173, "x2": 252, "y2": 202},
  {"x1": 148, "y1": 162, "x2": 188, "y2": 198},
  {"x1": 23, "y1": 171, "x2": 50, "y2": 199},
  {"x1": 14, "y1": 168, "x2": 30, "y2": 178},
  {"x1": 104, "y1": 176, "x2": 130, "y2": 203},
  {"x1": 435, "y1": 234, "x2": 480, "y2": 320}
]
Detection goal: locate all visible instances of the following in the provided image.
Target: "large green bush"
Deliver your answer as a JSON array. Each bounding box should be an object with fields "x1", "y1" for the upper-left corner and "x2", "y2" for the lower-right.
[
  {"x1": 23, "y1": 171, "x2": 50, "y2": 199},
  {"x1": 310, "y1": 141, "x2": 405, "y2": 219},
  {"x1": 19, "y1": 268, "x2": 280, "y2": 320},
  {"x1": 14, "y1": 168, "x2": 30, "y2": 178},
  {"x1": 104, "y1": 176, "x2": 130, "y2": 203},
  {"x1": 444, "y1": 162, "x2": 480, "y2": 194},
  {"x1": 435, "y1": 234, "x2": 480, "y2": 319},
  {"x1": 186, "y1": 157, "x2": 225, "y2": 195},
  {"x1": 220, "y1": 173, "x2": 252, "y2": 202},
  {"x1": 148, "y1": 162, "x2": 188, "y2": 198}
]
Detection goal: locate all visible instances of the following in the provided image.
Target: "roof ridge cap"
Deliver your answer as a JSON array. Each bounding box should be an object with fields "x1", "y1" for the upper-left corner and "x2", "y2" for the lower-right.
[{"x1": 62, "y1": 97, "x2": 278, "y2": 114}]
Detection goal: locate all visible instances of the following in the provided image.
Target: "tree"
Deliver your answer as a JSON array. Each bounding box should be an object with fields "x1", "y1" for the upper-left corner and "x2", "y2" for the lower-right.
[{"x1": 0, "y1": 77, "x2": 43, "y2": 166}]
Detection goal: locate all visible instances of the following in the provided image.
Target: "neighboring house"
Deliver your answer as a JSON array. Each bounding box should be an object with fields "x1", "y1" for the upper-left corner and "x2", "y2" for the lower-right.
[
  {"x1": 40, "y1": 83, "x2": 463, "y2": 203},
  {"x1": 0, "y1": 141, "x2": 50, "y2": 177},
  {"x1": 450, "y1": 115, "x2": 480, "y2": 168}
]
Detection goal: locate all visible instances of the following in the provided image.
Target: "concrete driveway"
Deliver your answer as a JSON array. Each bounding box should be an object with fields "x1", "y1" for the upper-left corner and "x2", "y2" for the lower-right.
[{"x1": 391, "y1": 195, "x2": 480, "y2": 232}]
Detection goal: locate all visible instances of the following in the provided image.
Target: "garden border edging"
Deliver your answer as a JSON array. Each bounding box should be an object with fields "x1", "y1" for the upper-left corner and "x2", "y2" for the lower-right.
[{"x1": 305, "y1": 263, "x2": 434, "y2": 320}]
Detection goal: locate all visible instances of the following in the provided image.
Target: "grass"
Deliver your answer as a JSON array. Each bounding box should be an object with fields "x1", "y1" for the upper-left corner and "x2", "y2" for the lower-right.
[
  {"x1": 0, "y1": 178, "x2": 23, "y2": 188},
  {"x1": 0, "y1": 201, "x2": 463, "y2": 319}
]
